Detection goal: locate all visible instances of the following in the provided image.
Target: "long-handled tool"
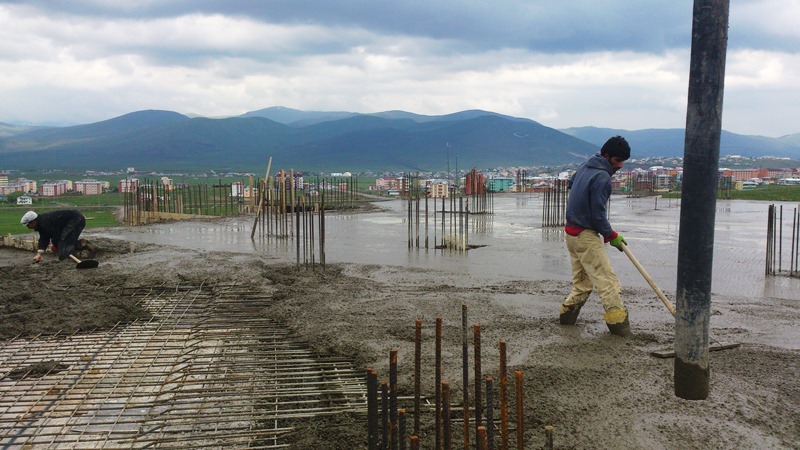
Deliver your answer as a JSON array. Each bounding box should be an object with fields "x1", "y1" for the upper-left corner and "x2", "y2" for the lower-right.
[
  {"x1": 621, "y1": 244, "x2": 676, "y2": 316},
  {"x1": 621, "y1": 243, "x2": 739, "y2": 358},
  {"x1": 68, "y1": 254, "x2": 99, "y2": 269}
]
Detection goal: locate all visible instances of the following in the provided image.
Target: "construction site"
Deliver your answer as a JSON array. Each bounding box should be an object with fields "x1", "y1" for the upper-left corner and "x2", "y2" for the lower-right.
[{"x1": 0, "y1": 189, "x2": 798, "y2": 449}]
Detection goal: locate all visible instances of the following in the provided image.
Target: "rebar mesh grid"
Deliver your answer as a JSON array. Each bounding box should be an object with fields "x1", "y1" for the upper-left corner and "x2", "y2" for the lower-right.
[{"x1": 0, "y1": 283, "x2": 366, "y2": 448}]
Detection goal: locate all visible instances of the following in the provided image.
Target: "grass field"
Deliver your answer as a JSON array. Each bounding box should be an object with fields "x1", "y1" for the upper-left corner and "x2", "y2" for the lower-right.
[
  {"x1": 663, "y1": 184, "x2": 800, "y2": 201},
  {"x1": 0, "y1": 206, "x2": 121, "y2": 236}
]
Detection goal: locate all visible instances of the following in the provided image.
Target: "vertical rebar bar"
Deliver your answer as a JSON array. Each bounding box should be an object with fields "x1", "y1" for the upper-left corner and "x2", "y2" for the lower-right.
[
  {"x1": 499, "y1": 340, "x2": 508, "y2": 450},
  {"x1": 382, "y1": 382, "x2": 389, "y2": 450},
  {"x1": 766, "y1": 205, "x2": 774, "y2": 275},
  {"x1": 486, "y1": 377, "x2": 494, "y2": 450},
  {"x1": 414, "y1": 319, "x2": 422, "y2": 437},
  {"x1": 461, "y1": 304, "x2": 470, "y2": 450},
  {"x1": 515, "y1": 371, "x2": 523, "y2": 450},
  {"x1": 436, "y1": 317, "x2": 443, "y2": 450},
  {"x1": 478, "y1": 426, "x2": 488, "y2": 450},
  {"x1": 390, "y1": 350, "x2": 399, "y2": 450},
  {"x1": 399, "y1": 409, "x2": 407, "y2": 450},
  {"x1": 780, "y1": 205, "x2": 784, "y2": 272},
  {"x1": 544, "y1": 425, "x2": 554, "y2": 450},
  {"x1": 443, "y1": 381, "x2": 451, "y2": 450},
  {"x1": 368, "y1": 369, "x2": 379, "y2": 450},
  {"x1": 474, "y1": 324, "x2": 482, "y2": 443}
]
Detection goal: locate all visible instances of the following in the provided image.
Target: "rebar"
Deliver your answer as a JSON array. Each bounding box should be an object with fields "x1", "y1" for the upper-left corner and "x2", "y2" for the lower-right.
[
  {"x1": 0, "y1": 283, "x2": 366, "y2": 449},
  {"x1": 499, "y1": 340, "x2": 508, "y2": 450},
  {"x1": 473, "y1": 324, "x2": 482, "y2": 443},
  {"x1": 515, "y1": 371, "x2": 524, "y2": 450},
  {"x1": 442, "y1": 381, "x2": 451, "y2": 450}
]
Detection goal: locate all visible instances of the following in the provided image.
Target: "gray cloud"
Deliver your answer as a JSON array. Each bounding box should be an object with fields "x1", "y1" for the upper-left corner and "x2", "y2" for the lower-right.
[{"x1": 0, "y1": 0, "x2": 798, "y2": 137}]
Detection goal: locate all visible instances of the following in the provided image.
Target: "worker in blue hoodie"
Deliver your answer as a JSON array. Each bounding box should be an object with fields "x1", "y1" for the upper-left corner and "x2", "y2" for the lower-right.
[{"x1": 560, "y1": 136, "x2": 631, "y2": 336}]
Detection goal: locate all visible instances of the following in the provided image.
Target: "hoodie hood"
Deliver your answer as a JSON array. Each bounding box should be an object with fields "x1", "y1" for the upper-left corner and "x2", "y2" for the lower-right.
[{"x1": 584, "y1": 153, "x2": 612, "y2": 174}]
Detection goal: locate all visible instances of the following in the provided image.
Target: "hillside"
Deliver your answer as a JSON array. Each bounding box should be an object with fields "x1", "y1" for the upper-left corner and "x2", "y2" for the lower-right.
[
  {"x1": 561, "y1": 126, "x2": 800, "y2": 159},
  {"x1": 0, "y1": 108, "x2": 798, "y2": 172},
  {"x1": 0, "y1": 110, "x2": 593, "y2": 172}
]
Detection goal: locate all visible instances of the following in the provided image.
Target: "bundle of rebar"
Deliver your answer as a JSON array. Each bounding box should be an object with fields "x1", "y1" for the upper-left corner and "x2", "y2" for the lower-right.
[
  {"x1": 766, "y1": 204, "x2": 800, "y2": 277},
  {"x1": 365, "y1": 304, "x2": 547, "y2": 450}
]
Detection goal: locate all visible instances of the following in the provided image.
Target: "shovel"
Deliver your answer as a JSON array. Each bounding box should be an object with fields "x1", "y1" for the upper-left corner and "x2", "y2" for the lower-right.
[
  {"x1": 68, "y1": 254, "x2": 99, "y2": 269},
  {"x1": 620, "y1": 243, "x2": 739, "y2": 358}
]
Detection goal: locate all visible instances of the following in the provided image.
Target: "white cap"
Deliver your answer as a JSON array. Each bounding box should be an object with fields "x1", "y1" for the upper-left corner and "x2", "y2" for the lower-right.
[{"x1": 20, "y1": 211, "x2": 37, "y2": 225}]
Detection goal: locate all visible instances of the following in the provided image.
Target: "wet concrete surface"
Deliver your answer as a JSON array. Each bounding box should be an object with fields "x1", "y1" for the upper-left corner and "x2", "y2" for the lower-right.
[{"x1": 97, "y1": 194, "x2": 800, "y2": 301}]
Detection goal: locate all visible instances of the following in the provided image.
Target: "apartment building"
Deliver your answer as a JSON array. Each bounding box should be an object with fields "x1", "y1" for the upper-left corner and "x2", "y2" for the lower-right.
[
  {"x1": 40, "y1": 180, "x2": 70, "y2": 197},
  {"x1": 0, "y1": 179, "x2": 37, "y2": 195},
  {"x1": 427, "y1": 181, "x2": 449, "y2": 198},
  {"x1": 75, "y1": 179, "x2": 105, "y2": 195},
  {"x1": 118, "y1": 178, "x2": 140, "y2": 193}
]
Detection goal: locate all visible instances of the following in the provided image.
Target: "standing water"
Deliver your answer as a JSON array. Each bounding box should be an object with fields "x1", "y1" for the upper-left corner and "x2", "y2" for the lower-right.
[{"x1": 98, "y1": 194, "x2": 800, "y2": 301}]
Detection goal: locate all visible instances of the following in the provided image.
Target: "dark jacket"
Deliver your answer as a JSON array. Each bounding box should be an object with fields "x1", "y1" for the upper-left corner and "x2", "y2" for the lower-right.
[
  {"x1": 33, "y1": 209, "x2": 86, "y2": 258},
  {"x1": 565, "y1": 153, "x2": 614, "y2": 239}
]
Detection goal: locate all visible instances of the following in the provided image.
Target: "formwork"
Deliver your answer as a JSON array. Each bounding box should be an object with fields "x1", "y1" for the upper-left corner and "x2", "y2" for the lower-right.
[{"x1": 0, "y1": 283, "x2": 366, "y2": 448}]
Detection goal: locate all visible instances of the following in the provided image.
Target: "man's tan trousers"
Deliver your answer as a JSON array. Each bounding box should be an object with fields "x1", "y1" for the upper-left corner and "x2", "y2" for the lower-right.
[{"x1": 562, "y1": 230, "x2": 625, "y2": 318}]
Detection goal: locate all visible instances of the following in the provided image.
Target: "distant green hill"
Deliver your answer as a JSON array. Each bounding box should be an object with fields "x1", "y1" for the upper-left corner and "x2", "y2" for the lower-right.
[
  {"x1": 560, "y1": 126, "x2": 800, "y2": 159},
  {"x1": 0, "y1": 110, "x2": 594, "y2": 172},
  {"x1": 1, "y1": 108, "x2": 798, "y2": 172}
]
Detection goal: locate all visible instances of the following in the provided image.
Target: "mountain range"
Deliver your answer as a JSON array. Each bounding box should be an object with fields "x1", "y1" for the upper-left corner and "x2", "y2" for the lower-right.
[{"x1": 0, "y1": 107, "x2": 798, "y2": 172}]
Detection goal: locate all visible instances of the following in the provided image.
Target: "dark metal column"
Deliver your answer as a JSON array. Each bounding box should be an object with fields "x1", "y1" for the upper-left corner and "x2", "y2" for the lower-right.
[{"x1": 675, "y1": 0, "x2": 730, "y2": 400}]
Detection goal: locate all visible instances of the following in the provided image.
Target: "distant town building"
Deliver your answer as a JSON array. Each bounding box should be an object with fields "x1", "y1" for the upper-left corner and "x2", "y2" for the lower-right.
[
  {"x1": 487, "y1": 177, "x2": 514, "y2": 193},
  {"x1": 231, "y1": 181, "x2": 257, "y2": 199},
  {"x1": 3, "y1": 179, "x2": 37, "y2": 195},
  {"x1": 16, "y1": 195, "x2": 32, "y2": 205},
  {"x1": 0, "y1": 173, "x2": 8, "y2": 186},
  {"x1": 160, "y1": 176, "x2": 174, "y2": 191},
  {"x1": 118, "y1": 178, "x2": 140, "y2": 193},
  {"x1": 374, "y1": 178, "x2": 401, "y2": 191},
  {"x1": 75, "y1": 179, "x2": 105, "y2": 195},
  {"x1": 427, "y1": 181, "x2": 449, "y2": 198},
  {"x1": 41, "y1": 180, "x2": 70, "y2": 196}
]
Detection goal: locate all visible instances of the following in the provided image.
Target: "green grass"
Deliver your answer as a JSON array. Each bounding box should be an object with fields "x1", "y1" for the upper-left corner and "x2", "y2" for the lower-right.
[
  {"x1": 663, "y1": 184, "x2": 800, "y2": 201},
  {"x1": 0, "y1": 206, "x2": 121, "y2": 236}
]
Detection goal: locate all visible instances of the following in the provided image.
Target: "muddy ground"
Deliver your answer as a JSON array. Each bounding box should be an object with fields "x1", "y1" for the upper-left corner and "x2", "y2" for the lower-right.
[{"x1": 1, "y1": 229, "x2": 798, "y2": 449}]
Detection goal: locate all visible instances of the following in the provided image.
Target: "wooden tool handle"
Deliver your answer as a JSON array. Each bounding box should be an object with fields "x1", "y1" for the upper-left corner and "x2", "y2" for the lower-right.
[
  {"x1": 622, "y1": 244, "x2": 677, "y2": 317},
  {"x1": 68, "y1": 254, "x2": 82, "y2": 263}
]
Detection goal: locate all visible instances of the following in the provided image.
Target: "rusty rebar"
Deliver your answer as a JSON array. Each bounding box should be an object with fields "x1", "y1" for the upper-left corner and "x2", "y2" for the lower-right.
[
  {"x1": 478, "y1": 426, "x2": 488, "y2": 450},
  {"x1": 474, "y1": 324, "x2": 482, "y2": 443},
  {"x1": 382, "y1": 381, "x2": 389, "y2": 450},
  {"x1": 399, "y1": 409, "x2": 407, "y2": 450},
  {"x1": 390, "y1": 349, "x2": 399, "y2": 450},
  {"x1": 442, "y1": 381, "x2": 452, "y2": 450},
  {"x1": 435, "y1": 317, "x2": 443, "y2": 450},
  {"x1": 499, "y1": 340, "x2": 508, "y2": 450},
  {"x1": 515, "y1": 371, "x2": 523, "y2": 450},
  {"x1": 461, "y1": 304, "x2": 469, "y2": 450},
  {"x1": 368, "y1": 369, "x2": 379, "y2": 450},
  {"x1": 486, "y1": 376, "x2": 494, "y2": 450},
  {"x1": 414, "y1": 319, "x2": 422, "y2": 437}
]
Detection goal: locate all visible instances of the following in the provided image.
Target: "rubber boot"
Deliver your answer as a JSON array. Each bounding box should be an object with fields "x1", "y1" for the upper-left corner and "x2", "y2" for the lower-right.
[
  {"x1": 604, "y1": 309, "x2": 631, "y2": 337},
  {"x1": 559, "y1": 302, "x2": 585, "y2": 325}
]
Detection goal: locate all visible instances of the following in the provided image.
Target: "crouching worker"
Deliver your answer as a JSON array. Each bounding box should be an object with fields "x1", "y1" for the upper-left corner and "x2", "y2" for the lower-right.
[
  {"x1": 20, "y1": 210, "x2": 97, "y2": 263},
  {"x1": 560, "y1": 136, "x2": 631, "y2": 337}
]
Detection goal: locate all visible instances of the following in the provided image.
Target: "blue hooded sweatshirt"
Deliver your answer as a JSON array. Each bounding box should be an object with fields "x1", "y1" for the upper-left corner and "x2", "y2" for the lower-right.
[{"x1": 565, "y1": 153, "x2": 615, "y2": 239}]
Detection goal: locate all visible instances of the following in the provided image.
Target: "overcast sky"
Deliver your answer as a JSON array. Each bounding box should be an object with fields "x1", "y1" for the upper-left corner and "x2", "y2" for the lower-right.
[{"x1": 1, "y1": 1, "x2": 798, "y2": 138}]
